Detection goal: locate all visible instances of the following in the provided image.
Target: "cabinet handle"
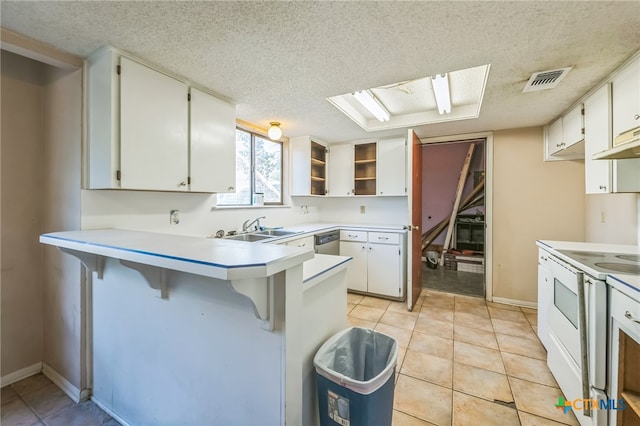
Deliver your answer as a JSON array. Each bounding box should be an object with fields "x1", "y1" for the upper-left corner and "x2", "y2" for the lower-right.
[
  {"x1": 380, "y1": 191, "x2": 383, "y2": 194},
  {"x1": 634, "y1": 114, "x2": 639, "y2": 120},
  {"x1": 625, "y1": 311, "x2": 640, "y2": 324},
  {"x1": 599, "y1": 185, "x2": 607, "y2": 190},
  {"x1": 556, "y1": 143, "x2": 562, "y2": 148},
  {"x1": 298, "y1": 243, "x2": 306, "y2": 247},
  {"x1": 179, "y1": 181, "x2": 187, "y2": 187},
  {"x1": 378, "y1": 236, "x2": 389, "y2": 240},
  {"x1": 228, "y1": 186, "x2": 235, "y2": 191}
]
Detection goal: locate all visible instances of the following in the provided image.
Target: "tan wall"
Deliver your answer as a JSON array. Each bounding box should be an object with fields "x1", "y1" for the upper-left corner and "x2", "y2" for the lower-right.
[
  {"x1": 42, "y1": 66, "x2": 83, "y2": 389},
  {"x1": 492, "y1": 127, "x2": 585, "y2": 303},
  {"x1": 1, "y1": 50, "x2": 45, "y2": 376},
  {"x1": 585, "y1": 193, "x2": 638, "y2": 245}
]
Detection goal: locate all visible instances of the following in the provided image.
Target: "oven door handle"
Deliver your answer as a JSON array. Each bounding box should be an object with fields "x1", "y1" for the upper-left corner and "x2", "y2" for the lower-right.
[{"x1": 576, "y1": 271, "x2": 591, "y2": 417}]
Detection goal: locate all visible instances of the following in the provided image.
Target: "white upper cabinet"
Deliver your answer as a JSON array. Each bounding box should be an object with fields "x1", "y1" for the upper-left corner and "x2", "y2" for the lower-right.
[
  {"x1": 290, "y1": 136, "x2": 328, "y2": 196},
  {"x1": 120, "y1": 57, "x2": 189, "y2": 191},
  {"x1": 377, "y1": 137, "x2": 406, "y2": 196},
  {"x1": 189, "y1": 88, "x2": 236, "y2": 193},
  {"x1": 546, "y1": 117, "x2": 564, "y2": 157},
  {"x1": 612, "y1": 56, "x2": 640, "y2": 138},
  {"x1": 86, "y1": 47, "x2": 235, "y2": 192},
  {"x1": 327, "y1": 143, "x2": 354, "y2": 196},
  {"x1": 562, "y1": 104, "x2": 584, "y2": 149},
  {"x1": 584, "y1": 84, "x2": 612, "y2": 194},
  {"x1": 545, "y1": 106, "x2": 584, "y2": 160}
]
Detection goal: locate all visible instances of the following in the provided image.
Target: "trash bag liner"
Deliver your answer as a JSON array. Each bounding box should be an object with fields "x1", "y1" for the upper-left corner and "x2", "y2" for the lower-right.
[{"x1": 314, "y1": 327, "x2": 397, "y2": 395}]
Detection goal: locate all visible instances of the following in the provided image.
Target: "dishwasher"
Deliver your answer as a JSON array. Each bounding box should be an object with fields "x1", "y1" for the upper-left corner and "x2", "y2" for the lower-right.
[{"x1": 314, "y1": 230, "x2": 340, "y2": 255}]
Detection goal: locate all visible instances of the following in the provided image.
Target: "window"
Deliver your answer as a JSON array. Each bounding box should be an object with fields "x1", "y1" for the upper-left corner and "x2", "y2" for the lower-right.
[{"x1": 217, "y1": 128, "x2": 283, "y2": 206}]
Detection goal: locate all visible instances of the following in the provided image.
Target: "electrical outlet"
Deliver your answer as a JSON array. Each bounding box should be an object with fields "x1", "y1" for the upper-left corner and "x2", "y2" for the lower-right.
[
  {"x1": 601, "y1": 211, "x2": 606, "y2": 223},
  {"x1": 360, "y1": 205, "x2": 366, "y2": 214},
  {"x1": 170, "y1": 210, "x2": 180, "y2": 225}
]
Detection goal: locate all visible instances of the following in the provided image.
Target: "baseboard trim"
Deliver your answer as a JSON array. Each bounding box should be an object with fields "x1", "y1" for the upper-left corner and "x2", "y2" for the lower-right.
[
  {"x1": 1, "y1": 362, "x2": 43, "y2": 387},
  {"x1": 42, "y1": 363, "x2": 90, "y2": 403},
  {"x1": 491, "y1": 297, "x2": 537, "y2": 309},
  {"x1": 91, "y1": 396, "x2": 131, "y2": 426}
]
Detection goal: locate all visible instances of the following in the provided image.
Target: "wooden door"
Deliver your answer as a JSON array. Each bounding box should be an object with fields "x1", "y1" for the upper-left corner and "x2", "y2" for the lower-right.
[{"x1": 407, "y1": 129, "x2": 422, "y2": 311}]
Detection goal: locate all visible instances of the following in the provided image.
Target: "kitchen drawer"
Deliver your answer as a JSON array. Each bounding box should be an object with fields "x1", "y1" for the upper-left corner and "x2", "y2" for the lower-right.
[
  {"x1": 611, "y1": 287, "x2": 640, "y2": 338},
  {"x1": 368, "y1": 232, "x2": 400, "y2": 245},
  {"x1": 287, "y1": 235, "x2": 314, "y2": 248},
  {"x1": 340, "y1": 230, "x2": 367, "y2": 242}
]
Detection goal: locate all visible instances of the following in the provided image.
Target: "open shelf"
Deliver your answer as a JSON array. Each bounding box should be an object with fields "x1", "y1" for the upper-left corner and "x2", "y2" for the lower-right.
[
  {"x1": 622, "y1": 391, "x2": 640, "y2": 417},
  {"x1": 617, "y1": 330, "x2": 640, "y2": 425},
  {"x1": 354, "y1": 143, "x2": 376, "y2": 195},
  {"x1": 311, "y1": 176, "x2": 325, "y2": 181},
  {"x1": 310, "y1": 141, "x2": 326, "y2": 195}
]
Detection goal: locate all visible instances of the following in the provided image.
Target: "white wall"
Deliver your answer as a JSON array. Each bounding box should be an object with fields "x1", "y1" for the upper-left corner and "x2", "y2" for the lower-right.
[
  {"x1": 310, "y1": 196, "x2": 408, "y2": 226},
  {"x1": 585, "y1": 193, "x2": 638, "y2": 245}
]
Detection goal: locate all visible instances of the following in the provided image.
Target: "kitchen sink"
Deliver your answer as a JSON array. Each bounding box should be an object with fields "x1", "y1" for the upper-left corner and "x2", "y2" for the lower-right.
[
  {"x1": 224, "y1": 233, "x2": 274, "y2": 242},
  {"x1": 254, "y1": 229, "x2": 298, "y2": 237}
]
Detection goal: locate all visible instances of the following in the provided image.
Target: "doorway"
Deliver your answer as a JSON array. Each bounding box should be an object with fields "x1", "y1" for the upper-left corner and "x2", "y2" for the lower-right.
[{"x1": 419, "y1": 137, "x2": 488, "y2": 298}]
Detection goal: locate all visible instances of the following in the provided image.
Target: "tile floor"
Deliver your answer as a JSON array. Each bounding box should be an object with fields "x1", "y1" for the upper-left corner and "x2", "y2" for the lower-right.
[
  {"x1": 347, "y1": 289, "x2": 580, "y2": 426},
  {"x1": 422, "y1": 264, "x2": 484, "y2": 297},
  {"x1": 1, "y1": 374, "x2": 119, "y2": 426}
]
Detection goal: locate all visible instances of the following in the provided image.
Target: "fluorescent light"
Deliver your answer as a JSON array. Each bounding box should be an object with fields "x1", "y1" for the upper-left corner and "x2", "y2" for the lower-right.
[
  {"x1": 431, "y1": 73, "x2": 451, "y2": 114},
  {"x1": 353, "y1": 90, "x2": 390, "y2": 122}
]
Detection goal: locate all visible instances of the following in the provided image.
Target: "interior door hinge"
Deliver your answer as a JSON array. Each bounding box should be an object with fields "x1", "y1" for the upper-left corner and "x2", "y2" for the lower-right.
[
  {"x1": 325, "y1": 148, "x2": 329, "y2": 154},
  {"x1": 116, "y1": 65, "x2": 121, "y2": 75},
  {"x1": 187, "y1": 93, "x2": 191, "y2": 101},
  {"x1": 581, "y1": 107, "x2": 585, "y2": 115},
  {"x1": 116, "y1": 170, "x2": 121, "y2": 181},
  {"x1": 187, "y1": 176, "x2": 191, "y2": 185}
]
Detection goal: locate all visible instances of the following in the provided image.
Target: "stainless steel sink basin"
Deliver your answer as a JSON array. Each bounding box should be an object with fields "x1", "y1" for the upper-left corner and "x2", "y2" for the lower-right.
[
  {"x1": 254, "y1": 229, "x2": 297, "y2": 237},
  {"x1": 224, "y1": 233, "x2": 274, "y2": 242}
]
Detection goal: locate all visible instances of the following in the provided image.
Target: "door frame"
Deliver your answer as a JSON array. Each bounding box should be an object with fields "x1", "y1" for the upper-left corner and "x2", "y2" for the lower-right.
[{"x1": 418, "y1": 131, "x2": 494, "y2": 301}]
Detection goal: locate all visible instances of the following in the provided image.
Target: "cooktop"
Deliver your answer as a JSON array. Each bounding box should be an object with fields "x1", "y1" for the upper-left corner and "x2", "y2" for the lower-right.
[{"x1": 557, "y1": 250, "x2": 640, "y2": 275}]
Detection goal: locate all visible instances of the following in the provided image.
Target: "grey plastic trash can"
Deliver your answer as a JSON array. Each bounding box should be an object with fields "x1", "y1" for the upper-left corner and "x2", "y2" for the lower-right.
[{"x1": 314, "y1": 327, "x2": 398, "y2": 426}]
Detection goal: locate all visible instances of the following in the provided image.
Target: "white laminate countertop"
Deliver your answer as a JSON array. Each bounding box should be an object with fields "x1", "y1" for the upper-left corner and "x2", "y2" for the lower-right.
[
  {"x1": 41, "y1": 229, "x2": 315, "y2": 281},
  {"x1": 537, "y1": 239, "x2": 640, "y2": 294},
  {"x1": 302, "y1": 254, "x2": 352, "y2": 291},
  {"x1": 259, "y1": 222, "x2": 406, "y2": 244}
]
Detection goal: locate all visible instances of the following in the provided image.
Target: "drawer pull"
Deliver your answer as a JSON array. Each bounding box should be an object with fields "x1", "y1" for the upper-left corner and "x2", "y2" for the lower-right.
[
  {"x1": 378, "y1": 236, "x2": 389, "y2": 240},
  {"x1": 625, "y1": 311, "x2": 640, "y2": 324}
]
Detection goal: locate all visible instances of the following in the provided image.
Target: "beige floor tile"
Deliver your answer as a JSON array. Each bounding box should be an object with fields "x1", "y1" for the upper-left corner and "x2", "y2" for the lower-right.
[
  {"x1": 419, "y1": 306, "x2": 454, "y2": 323},
  {"x1": 454, "y1": 341, "x2": 505, "y2": 374},
  {"x1": 532, "y1": 325, "x2": 538, "y2": 334},
  {"x1": 502, "y1": 352, "x2": 557, "y2": 387},
  {"x1": 347, "y1": 303, "x2": 356, "y2": 314},
  {"x1": 393, "y1": 410, "x2": 437, "y2": 426},
  {"x1": 380, "y1": 310, "x2": 418, "y2": 331},
  {"x1": 423, "y1": 290, "x2": 455, "y2": 300},
  {"x1": 454, "y1": 294, "x2": 486, "y2": 305},
  {"x1": 491, "y1": 318, "x2": 537, "y2": 340},
  {"x1": 509, "y1": 377, "x2": 579, "y2": 425},
  {"x1": 486, "y1": 301, "x2": 521, "y2": 312},
  {"x1": 488, "y1": 306, "x2": 529, "y2": 324},
  {"x1": 347, "y1": 292, "x2": 364, "y2": 304},
  {"x1": 496, "y1": 333, "x2": 546, "y2": 360},
  {"x1": 455, "y1": 301, "x2": 489, "y2": 318},
  {"x1": 520, "y1": 307, "x2": 538, "y2": 315},
  {"x1": 397, "y1": 346, "x2": 407, "y2": 370},
  {"x1": 388, "y1": 301, "x2": 419, "y2": 317},
  {"x1": 359, "y1": 296, "x2": 391, "y2": 310},
  {"x1": 409, "y1": 331, "x2": 454, "y2": 359},
  {"x1": 525, "y1": 312, "x2": 537, "y2": 326},
  {"x1": 0, "y1": 398, "x2": 39, "y2": 426},
  {"x1": 415, "y1": 296, "x2": 425, "y2": 307},
  {"x1": 394, "y1": 374, "x2": 452, "y2": 425},
  {"x1": 453, "y1": 362, "x2": 513, "y2": 403},
  {"x1": 454, "y1": 311, "x2": 494, "y2": 332},
  {"x1": 41, "y1": 400, "x2": 117, "y2": 426},
  {"x1": 401, "y1": 350, "x2": 453, "y2": 388},
  {"x1": 422, "y1": 296, "x2": 455, "y2": 310},
  {"x1": 347, "y1": 316, "x2": 377, "y2": 329},
  {"x1": 22, "y1": 383, "x2": 74, "y2": 419},
  {"x1": 453, "y1": 324, "x2": 498, "y2": 350},
  {"x1": 349, "y1": 305, "x2": 385, "y2": 322},
  {"x1": 452, "y1": 391, "x2": 519, "y2": 426},
  {"x1": 1, "y1": 385, "x2": 20, "y2": 406},
  {"x1": 519, "y1": 411, "x2": 570, "y2": 426},
  {"x1": 414, "y1": 316, "x2": 453, "y2": 339},
  {"x1": 375, "y1": 323, "x2": 414, "y2": 348},
  {"x1": 10, "y1": 374, "x2": 53, "y2": 397}
]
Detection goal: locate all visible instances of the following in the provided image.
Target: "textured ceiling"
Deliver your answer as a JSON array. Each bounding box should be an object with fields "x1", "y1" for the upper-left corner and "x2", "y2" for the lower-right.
[{"x1": 2, "y1": 1, "x2": 639, "y2": 143}]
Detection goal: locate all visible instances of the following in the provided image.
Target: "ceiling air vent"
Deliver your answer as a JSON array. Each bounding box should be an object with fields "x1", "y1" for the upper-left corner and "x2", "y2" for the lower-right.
[{"x1": 522, "y1": 67, "x2": 573, "y2": 93}]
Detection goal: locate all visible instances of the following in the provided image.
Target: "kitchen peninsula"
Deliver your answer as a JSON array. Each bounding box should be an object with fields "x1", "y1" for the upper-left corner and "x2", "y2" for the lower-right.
[{"x1": 40, "y1": 229, "x2": 351, "y2": 426}]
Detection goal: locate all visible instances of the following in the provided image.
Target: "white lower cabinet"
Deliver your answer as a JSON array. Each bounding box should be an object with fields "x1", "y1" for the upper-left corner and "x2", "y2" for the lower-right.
[
  {"x1": 537, "y1": 248, "x2": 552, "y2": 349},
  {"x1": 286, "y1": 235, "x2": 314, "y2": 249},
  {"x1": 340, "y1": 230, "x2": 405, "y2": 298}
]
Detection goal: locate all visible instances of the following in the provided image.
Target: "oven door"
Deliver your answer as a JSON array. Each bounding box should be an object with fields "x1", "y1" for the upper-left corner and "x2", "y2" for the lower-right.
[{"x1": 548, "y1": 256, "x2": 581, "y2": 366}]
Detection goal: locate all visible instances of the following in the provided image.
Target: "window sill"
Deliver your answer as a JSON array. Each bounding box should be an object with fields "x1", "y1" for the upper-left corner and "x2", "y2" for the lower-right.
[{"x1": 212, "y1": 204, "x2": 291, "y2": 211}]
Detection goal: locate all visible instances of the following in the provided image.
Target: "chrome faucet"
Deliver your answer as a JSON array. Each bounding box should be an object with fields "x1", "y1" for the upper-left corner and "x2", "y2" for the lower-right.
[{"x1": 242, "y1": 216, "x2": 266, "y2": 233}]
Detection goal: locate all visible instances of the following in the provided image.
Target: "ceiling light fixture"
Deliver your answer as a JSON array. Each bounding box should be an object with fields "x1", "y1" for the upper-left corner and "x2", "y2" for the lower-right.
[
  {"x1": 431, "y1": 73, "x2": 451, "y2": 114},
  {"x1": 353, "y1": 90, "x2": 390, "y2": 122},
  {"x1": 267, "y1": 122, "x2": 282, "y2": 140}
]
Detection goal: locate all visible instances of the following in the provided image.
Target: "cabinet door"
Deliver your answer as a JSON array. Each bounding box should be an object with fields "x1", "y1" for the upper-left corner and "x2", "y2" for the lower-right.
[
  {"x1": 189, "y1": 88, "x2": 236, "y2": 193},
  {"x1": 120, "y1": 57, "x2": 188, "y2": 190},
  {"x1": 377, "y1": 138, "x2": 406, "y2": 196},
  {"x1": 537, "y1": 249, "x2": 552, "y2": 349},
  {"x1": 546, "y1": 118, "x2": 564, "y2": 156},
  {"x1": 367, "y1": 243, "x2": 401, "y2": 297},
  {"x1": 562, "y1": 104, "x2": 584, "y2": 148},
  {"x1": 328, "y1": 144, "x2": 354, "y2": 196},
  {"x1": 584, "y1": 84, "x2": 612, "y2": 193},
  {"x1": 339, "y1": 241, "x2": 367, "y2": 292},
  {"x1": 287, "y1": 235, "x2": 314, "y2": 249},
  {"x1": 612, "y1": 56, "x2": 640, "y2": 138}
]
